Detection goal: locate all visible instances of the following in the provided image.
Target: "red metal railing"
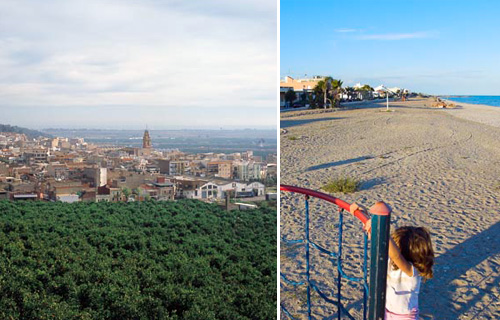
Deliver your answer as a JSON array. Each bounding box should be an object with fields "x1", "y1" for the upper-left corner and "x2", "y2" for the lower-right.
[{"x1": 280, "y1": 184, "x2": 370, "y2": 224}]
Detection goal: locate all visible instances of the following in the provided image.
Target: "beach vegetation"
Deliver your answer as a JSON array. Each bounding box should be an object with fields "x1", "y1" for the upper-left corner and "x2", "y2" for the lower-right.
[
  {"x1": 308, "y1": 95, "x2": 318, "y2": 109},
  {"x1": 322, "y1": 177, "x2": 362, "y2": 194},
  {"x1": 0, "y1": 200, "x2": 277, "y2": 319},
  {"x1": 313, "y1": 76, "x2": 343, "y2": 108},
  {"x1": 288, "y1": 136, "x2": 298, "y2": 140}
]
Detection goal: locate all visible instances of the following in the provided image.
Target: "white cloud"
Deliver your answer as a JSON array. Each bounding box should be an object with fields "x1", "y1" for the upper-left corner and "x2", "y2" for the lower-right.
[
  {"x1": 356, "y1": 31, "x2": 435, "y2": 41},
  {"x1": 0, "y1": 0, "x2": 277, "y2": 118},
  {"x1": 334, "y1": 28, "x2": 360, "y2": 33}
]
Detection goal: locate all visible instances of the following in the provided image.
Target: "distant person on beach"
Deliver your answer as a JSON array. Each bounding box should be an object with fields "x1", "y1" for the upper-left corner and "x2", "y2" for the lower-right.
[{"x1": 350, "y1": 204, "x2": 435, "y2": 320}]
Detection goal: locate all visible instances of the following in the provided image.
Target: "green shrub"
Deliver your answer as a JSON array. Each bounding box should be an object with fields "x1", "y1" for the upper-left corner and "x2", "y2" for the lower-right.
[{"x1": 322, "y1": 177, "x2": 361, "y2": 194}]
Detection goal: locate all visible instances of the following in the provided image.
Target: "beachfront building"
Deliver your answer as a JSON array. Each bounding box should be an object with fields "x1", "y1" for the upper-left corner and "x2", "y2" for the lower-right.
[
  {"x1": 280, "y1": 87, "x2": 294, "y2": 107},
  {"x1": 280, "y1": 75, "x2": 324, "y2": 108},
  {"x1": 280, "y1": 75, "x2": 324, "y2": 91}
]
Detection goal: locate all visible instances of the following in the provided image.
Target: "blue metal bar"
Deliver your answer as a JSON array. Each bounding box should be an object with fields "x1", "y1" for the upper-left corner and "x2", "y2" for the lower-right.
[
  {"x1": 337, "y1": 208, "x2": 343, "y2": 320},
  {"x1": 305, "y1": 197, "x2": 311, "y2": 319},
  {"x1": 363, "y1": 233, "x2": 368, "y2": 320},
  {"x1": 281, "y1": 272, "x2": 305, "y2": 286},
  {"x1": 338, "y1": 265, "x2": 364, "y2": 282},
  {"x1": 310, "y1": 240, "x2": 337, "y2": 257},
  {"x1": 310, "y1": 282, "x2": 338, "y2": 305},
  {"x1": 311, "y1": 283, "x2": 358, "y2": 320},
  {"x1": 281, "y1": 236, "x2": 304, "y2": 244},
  {"x1": 281, "y1": 304, "x2": 298, "y2": 320}
]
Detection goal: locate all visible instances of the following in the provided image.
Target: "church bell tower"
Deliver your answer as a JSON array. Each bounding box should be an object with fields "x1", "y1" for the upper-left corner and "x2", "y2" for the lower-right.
[
  {"x1": 142, "y1": 129, "x2": 152, "y2": 155},
  {"x1": 143, "y1": 129, "x2": 152, "y2": 148}
]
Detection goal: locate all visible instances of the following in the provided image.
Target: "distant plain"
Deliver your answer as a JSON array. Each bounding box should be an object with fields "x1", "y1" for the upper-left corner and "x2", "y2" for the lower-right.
[{"x1": 43, "y1": 129, "x2": 277, "y2": 158}]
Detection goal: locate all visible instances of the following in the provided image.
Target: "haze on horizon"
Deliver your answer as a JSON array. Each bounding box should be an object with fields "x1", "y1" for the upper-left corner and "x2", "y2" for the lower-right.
[
  {"x1": 281, "y1": 0, "x2": 500, "y2": 96},
  {"x1": 0, "y1": 0, "x2": 277, "y2": 130}
]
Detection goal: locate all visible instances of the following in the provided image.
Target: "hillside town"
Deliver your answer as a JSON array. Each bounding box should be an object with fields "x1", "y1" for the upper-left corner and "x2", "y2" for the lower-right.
[{"x1": 0, "y1": 129, "x2": 277, "y2": 204}]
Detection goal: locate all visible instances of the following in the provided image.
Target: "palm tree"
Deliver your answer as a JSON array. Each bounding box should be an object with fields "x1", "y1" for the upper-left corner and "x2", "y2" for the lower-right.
[
  {"x1": 313, "y1": 79, "x2": 326, "y2": 108},
  {"x1": 313, "y1": 76, "x2": 335, "y2": 108},
  {"x1": 311, "y1": 77, "x2": 346, "y2": 108},
  {"x1": 329, "y1": 79, "x2": 343, "y2": 107}
]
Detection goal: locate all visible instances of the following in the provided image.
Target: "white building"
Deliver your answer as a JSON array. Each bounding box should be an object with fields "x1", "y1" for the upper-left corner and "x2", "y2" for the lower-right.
[
  {"x1": 57, "y1": 194, "x2": 80, "y2": 203},
  {"x1": 199, "y1": 182, "x2": 219, "y2": 199},
  {"x1": 218, "y1": 181, "x2": 265, "y2": 198},
  {"x1": 235, "y1": 161, "x2": 262, "y2": 181},
  {"x1": 174, "y1": 177, "x2": 265, "y2": 200}
]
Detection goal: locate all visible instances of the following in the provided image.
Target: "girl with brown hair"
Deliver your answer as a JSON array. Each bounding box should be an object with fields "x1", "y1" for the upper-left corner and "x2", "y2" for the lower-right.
[{"x1": 350, "y1": 204, "x2": 435, "y2": 320}]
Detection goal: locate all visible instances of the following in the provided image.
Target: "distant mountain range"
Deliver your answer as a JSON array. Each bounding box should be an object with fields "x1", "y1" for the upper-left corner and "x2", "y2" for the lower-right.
[{"x1": 0, "y1": 124, "x2": 52, "y2": 139}]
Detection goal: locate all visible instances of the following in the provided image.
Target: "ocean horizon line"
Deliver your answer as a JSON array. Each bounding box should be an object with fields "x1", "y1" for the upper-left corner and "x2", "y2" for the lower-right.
[{"x1": 442, "y1": 95, "x2": 500, "y2": 108}]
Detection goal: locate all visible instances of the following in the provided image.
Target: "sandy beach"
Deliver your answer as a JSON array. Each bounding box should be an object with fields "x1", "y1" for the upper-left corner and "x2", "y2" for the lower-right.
[{"x1": 280, "y1": 98, "x2": 500, "y2": 319}]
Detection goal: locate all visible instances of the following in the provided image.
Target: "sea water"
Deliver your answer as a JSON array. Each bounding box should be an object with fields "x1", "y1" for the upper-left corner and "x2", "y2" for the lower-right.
[{"x1": 444, "y1": 96, "x2": 500, "y2": 108}]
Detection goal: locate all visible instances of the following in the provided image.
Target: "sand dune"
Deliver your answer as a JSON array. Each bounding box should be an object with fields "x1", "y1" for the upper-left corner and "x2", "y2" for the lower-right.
[{"x1": 280, "y1": 98, "x2": 500, "y2": 319}]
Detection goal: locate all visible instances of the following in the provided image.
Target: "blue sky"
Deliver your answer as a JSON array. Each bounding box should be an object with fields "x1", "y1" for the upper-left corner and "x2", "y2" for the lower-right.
[
  {"x1": 281, "y1": 0, "x2": 500, "y2": 95},
  {"x1": 0, "y1": 0, "x2": 276, "y2": 130}
]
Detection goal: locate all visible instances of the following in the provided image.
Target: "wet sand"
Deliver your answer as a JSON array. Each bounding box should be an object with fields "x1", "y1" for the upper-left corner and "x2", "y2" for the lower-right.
[{"x1": 280, "y1": 98, "x2": 500, "y2": 319}]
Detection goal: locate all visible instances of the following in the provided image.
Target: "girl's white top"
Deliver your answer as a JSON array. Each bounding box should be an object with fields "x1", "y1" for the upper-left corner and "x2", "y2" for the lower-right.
[{"x1": 385, "y1": 258, "x2": 421, "y2": 314}]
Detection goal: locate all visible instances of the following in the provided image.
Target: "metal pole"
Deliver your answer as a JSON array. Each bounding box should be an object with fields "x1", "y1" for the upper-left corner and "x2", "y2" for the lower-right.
[
  {"x1": 368, "y1": 201, "x2": 392, "y2": 320},
  {"x1": 363, "y1": 232, "x2": 368, "y2": 320},
  {"x1": 337, "y1": 208, "x2": 344, "y2": 320},
  {"x1": 386, "y1": 93, "x2": 389, "y2": 111},
  {"x1": 305, "y1": 195, "x2": 311, "y2": 319}
]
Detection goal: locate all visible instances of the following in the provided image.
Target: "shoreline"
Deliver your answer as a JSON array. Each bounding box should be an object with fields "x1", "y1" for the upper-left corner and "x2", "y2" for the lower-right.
[
  {"x1": 442, "y1": 99, "x2": 500, "y2": 128},
  {"x1": 442, "y1": 97, "x2": 500, "y2": 108}
]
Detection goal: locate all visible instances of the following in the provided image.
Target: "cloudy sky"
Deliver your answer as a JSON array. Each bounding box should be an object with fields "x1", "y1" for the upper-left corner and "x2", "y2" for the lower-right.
[
  {"x1": 0, "y1": 0, "x2": 277, "y2": 129},
  {"x1": 281, "y1": 0, "x2": 500, "y2": 95}
]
